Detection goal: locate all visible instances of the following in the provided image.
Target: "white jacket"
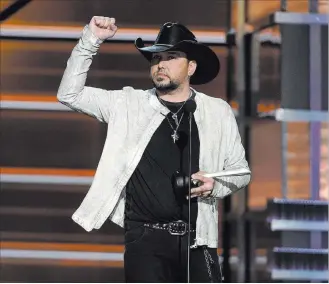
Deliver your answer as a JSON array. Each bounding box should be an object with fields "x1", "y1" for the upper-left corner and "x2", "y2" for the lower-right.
[{"x1": 57, "y1": 25, "x2": 251, "y2": 248}]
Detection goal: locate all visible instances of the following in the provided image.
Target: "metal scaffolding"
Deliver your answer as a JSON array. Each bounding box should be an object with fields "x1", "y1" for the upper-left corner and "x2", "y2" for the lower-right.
[{"x1": 229, "y1": 0, "x2": 328, "y2": 282}]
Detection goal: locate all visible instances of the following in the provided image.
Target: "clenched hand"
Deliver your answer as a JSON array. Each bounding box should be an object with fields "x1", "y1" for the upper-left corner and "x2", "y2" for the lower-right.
[
  {"x1": 188, "y1": 171, "x2": 215, "y2": 198},
  {"x1": 89, "y1": 16, "x2": 118, "y2": 41}
]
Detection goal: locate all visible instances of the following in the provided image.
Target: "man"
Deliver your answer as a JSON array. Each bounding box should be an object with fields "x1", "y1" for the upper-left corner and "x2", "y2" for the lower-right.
[{"x1": 57, "y1": 16, "x2": 251, "y2": 283}]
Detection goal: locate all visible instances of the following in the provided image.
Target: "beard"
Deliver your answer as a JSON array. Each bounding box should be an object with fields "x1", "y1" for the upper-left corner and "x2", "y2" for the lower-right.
[{"x1": 152, "y1": 76, "x2": 179, "y2": 93}]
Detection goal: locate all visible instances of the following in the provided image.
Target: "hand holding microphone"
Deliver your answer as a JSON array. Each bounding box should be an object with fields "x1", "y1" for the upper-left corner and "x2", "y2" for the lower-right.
[
  {"x1": 172, "y1": 168, "x2": 251, "y2": 198},
  {"x1": 190, "y1": 171, "x2": 215, "y2": 198},
  {"x1": 190, "y1": 168, "x2": 251, "y2": 198},
  {"x1": 89, "y1": 16, "x2": 118, "y2": 41}
]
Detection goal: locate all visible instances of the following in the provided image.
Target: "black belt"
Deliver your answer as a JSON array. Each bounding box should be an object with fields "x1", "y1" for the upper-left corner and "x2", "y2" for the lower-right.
[{"x1": 144, "y1": 220, "x2": 195, "y2": 236}]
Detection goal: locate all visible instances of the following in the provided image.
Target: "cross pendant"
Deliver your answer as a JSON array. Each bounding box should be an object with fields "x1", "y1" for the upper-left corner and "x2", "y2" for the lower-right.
[{"x1": 171, "y1": 131, "x2": 179, "y2": 143}]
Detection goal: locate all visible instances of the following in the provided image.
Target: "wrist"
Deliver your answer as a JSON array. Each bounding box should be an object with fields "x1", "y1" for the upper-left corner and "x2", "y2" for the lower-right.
[{"x1": 82, "y1": 25, "x2": 104, "y2": 47}]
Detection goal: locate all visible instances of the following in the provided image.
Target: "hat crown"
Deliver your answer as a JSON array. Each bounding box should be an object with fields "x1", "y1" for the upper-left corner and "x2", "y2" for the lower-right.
[{"x1": 155, "y1": 22, "x2": 197, "y2": 46}]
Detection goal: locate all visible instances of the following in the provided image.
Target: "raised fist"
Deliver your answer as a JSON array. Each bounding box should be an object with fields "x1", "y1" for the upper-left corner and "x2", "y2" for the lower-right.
[{"x1": 89, "y1": 16, "x2": 118, "y2": 41}]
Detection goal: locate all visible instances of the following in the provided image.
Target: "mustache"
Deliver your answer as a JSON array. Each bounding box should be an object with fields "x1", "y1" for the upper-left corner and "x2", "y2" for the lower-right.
[{"x1": 155, "y1": 70, "x2": 168, "y2": 76}]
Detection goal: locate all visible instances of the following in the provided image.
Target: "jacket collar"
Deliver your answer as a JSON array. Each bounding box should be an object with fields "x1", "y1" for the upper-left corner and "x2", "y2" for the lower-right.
[{"x1": 148, "y1": 88, "x2": 169, "y2": 115}]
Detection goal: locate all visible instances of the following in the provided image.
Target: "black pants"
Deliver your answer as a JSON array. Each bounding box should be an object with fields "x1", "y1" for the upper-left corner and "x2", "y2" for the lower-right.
[{"x1": 124, "y1": 225, "x2": 222, "y2": 283}]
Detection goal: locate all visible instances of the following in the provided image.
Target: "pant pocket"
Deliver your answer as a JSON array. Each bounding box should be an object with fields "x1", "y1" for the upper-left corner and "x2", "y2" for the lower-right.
[{"x1": 124, "y1": 225, "x2": 147, "y2": 245}]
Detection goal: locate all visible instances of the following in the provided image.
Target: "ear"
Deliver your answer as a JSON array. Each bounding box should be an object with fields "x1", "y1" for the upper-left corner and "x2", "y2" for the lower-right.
[{"x1": 188, "y1": 60, "x2": 197, "y2": 77}]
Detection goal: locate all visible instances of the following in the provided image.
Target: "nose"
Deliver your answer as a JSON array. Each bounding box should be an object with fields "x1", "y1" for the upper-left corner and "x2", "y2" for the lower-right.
[{"x1": 158, "y1": 59, "x2": 165, "y2": 69}]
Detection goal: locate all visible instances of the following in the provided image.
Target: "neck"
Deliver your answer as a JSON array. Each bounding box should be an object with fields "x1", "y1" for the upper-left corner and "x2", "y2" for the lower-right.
[{"x1": 156, "y1": 84, "x2": 191, "y2": 103}]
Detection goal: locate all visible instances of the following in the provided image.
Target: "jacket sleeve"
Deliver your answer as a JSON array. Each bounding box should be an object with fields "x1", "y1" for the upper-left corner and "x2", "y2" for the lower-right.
[
  {"x1": 210, "y1": 105, "x2": 251, "y2": 198},
  {"x1": 57, "y1": 25, "x2": 123, "y2": 123}
]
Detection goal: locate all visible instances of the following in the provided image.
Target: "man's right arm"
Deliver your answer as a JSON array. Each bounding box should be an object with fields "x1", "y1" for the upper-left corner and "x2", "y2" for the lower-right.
[{"x1": 57, "y1": 17, "x2": 119, "y2": 123}]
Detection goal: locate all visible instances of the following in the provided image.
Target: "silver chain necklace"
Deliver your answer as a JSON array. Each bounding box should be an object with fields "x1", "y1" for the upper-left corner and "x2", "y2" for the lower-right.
[
  {"x1": 158, "y1": 92, "x2": 192, "y2": 127},
  {"x1": 158, "y1": 92, "x2": 191, "y2": 143}
]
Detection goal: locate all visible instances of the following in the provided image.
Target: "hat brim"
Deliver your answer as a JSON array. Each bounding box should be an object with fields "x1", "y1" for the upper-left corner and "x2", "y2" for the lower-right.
[{"x1": 135, "y1": 38, "x2": 220, "y2": 85}]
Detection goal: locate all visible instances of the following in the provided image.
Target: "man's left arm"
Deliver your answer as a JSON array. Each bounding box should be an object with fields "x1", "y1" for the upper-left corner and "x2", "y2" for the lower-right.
[
  {"x1": 211, "y1": 106, "x2": 251, "y2": 198},
  {"x1": 191, "y1": 105, "x2": 251, "y2": 199}
]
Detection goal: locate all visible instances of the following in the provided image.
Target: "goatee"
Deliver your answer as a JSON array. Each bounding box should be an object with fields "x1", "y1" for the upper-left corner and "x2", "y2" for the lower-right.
[{"x1": 152, "y1": 80, "x2": 179, "y2": 93}]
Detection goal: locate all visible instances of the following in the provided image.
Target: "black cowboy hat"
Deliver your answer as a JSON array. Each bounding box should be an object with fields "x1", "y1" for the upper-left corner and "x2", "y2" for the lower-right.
[{"x1": 134, "y1": 22, "x2": 220, "y2": 85}]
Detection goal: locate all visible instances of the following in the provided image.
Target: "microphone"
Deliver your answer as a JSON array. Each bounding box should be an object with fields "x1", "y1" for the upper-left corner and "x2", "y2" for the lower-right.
[
  {"x1": 172, "y1": 99, "x2": 197, "y2": 192},
  {"x1": 171, "y1": 95, "x2": 197, "y2": 283},
  {"x1": 185, "y1": 97, "x2": 196, "y2": 283}
]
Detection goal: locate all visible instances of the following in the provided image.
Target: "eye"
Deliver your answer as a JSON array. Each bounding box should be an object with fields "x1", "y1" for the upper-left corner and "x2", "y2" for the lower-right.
[
  {"x1": 168, "y1": 55, "x2": 176, "y2": 60},
  {"x1": 152, "y1": 55, "x2": 160, "y2": 61}
]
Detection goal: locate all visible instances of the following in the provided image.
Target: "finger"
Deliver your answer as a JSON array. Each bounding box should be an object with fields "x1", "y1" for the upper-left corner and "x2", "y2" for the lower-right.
[
  {"x1": 109, "y1": 17, "x2": 116, "y2": 25},
  {"x1": 101, "y1": 17, "x2": 108, "y2": 28},
  {"x1": 104, "y1": 17, "x2": 110, "y2": 28},
  {"x1": 192, "y1": 174, "x2": 208, "y2": 183},
  {"x1": 97, "y1": 16, "x2": 106, "y2": 28},
  {"x1": 197, "y1": 177, "x2": 214, "y2": 188},
  {"x1": 192, "y1": 180, "x2": 214, "y2": 192},
  {"x1": 94, "y1": 16, "x2": 101, "y2": 26},
  {"x1": 95, "y1": 17, "x2": 103, "y2": 27},
  {"x1": 109, "y1": 23, "x2": 118, "y2": 31},
  {"x1": 190, "y1": 185, "x2": 207, "y2": 195},
  {"x1": 189, "y1": 190, "x2": 212, "y2": 199},
  {"x1": 191, "y1": 171, "x2": 205, "y2": 178},
  {"x1": 187, "y1": 186, "x2": 202, "y2": 199},
  {"x1": 192, "y1": 171, "x2": 206, "y2": 176}
]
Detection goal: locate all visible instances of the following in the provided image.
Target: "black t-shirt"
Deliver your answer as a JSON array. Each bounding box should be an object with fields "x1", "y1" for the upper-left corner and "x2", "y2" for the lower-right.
[{"x1": 125, "y1": 97, "x2": 200, "y2": 228}]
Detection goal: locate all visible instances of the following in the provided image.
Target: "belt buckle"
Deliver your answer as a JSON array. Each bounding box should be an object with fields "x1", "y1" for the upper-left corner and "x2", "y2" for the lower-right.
[{"x1": 168, "y1": 220, "x2": 187, "y2": 236}]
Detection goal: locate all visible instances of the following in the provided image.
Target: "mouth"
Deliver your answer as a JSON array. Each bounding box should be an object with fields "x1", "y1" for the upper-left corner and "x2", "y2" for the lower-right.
[{"x1": 156, "y1": 73, "x2": 168, "y2": 78}]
